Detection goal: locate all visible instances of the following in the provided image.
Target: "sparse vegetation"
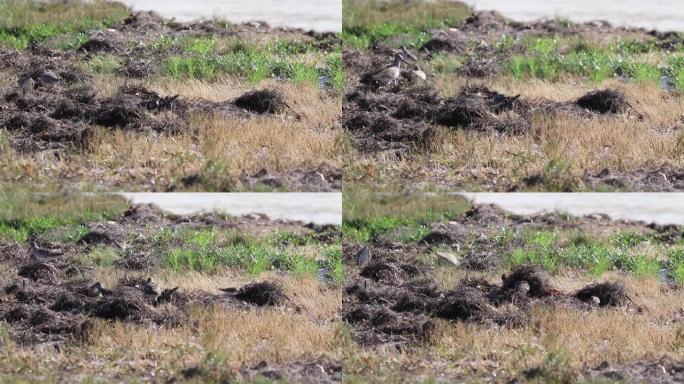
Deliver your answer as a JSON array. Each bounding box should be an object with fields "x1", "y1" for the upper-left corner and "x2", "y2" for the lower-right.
[
  {"x1": 1, "y1": 1, "x2": 341, "y2": 192},
  {"x1": 0, "y1": 198, "x2": 342, "y2": 382},
  {"x1": 342, "y1": 193, "x2": 684, "y2": 383},
  {"x1": 343, "y1": 0, "x2": 684, "y2": 192}
]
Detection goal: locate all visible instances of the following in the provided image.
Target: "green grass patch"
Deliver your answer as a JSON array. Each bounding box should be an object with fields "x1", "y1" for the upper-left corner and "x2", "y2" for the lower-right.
[
  {"x1": 428, "y1": 53, "x2": 463, "y2": 74},
  {"x1": 160, "y1": 227, "x2": 341, "y2": 280},
  {"x1": 161, "y1": 36, "x2": 340, "y2": 88},
  {"x1": 342, "y1": 0, "x2": 471, "y2": 49},
  {"x1": 506, "y1": 229, "x2": 671, "y2": 279},
  {"x1": 507, "y1": 38, "x2": 666, "y2": 84},
  {"x1": 343, "y1": 191, "x2": 470, "y2": 243},
  {"x1": 666, "y1": 249, "x2": 684, "y2": 284},
  {"x1": 0, "y1": 192, "x2": 128, "y2": 242},
  {"x1": 0, "y1": 0, "x2": 129, "y2": 50}
]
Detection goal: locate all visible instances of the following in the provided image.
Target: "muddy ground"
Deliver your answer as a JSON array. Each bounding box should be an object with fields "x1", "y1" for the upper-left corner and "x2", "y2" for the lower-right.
[
  {"x1": 0, "y1": 203, "x2": 341, "y2": 382},
  {"x1": 343, "y1": 203, "x2": 683, "y2": 382},
  {"x1": 343, "y1": 10, "x2": 684, "y2": 191},
  {"x1": 0, "y1": 9, "x2": 341, "y2": 192}
]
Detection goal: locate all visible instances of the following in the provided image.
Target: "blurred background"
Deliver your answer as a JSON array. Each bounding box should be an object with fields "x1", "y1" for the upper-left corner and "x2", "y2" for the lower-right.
[
  {"x1": 119, "y1": 0, "x2": 341, "y2": 31},
  {"x1": 119, "y1": 193, "x2": 342, "y2": 224},
  {"x1": 462, "y1": 0, "x2": 684, "y2": 31}
]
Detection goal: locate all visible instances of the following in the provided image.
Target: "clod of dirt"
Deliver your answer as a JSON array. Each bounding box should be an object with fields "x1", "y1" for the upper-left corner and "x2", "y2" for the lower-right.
[
  {"x1": 78, "y1": 231, "x2": 118, "y2": 247},
  {"x1": 78, "y1": 39, "x2": 119, "y2": 54},
  {"x1": 91, "y1": 96, "x2": 142, "y2": 127},
  {"x1": 435, "y1": 85, "x2": 526, "y2": 132},
  {"x1": 575, "y1": 89, "x2": 629, "y2": 114},
  {"x1": 91, "y1": 297, "x2": 142, "y2": 320},
  {"x1": 464, "y1": 204, "x2": 508, "y2": 224},
  {"x1": 234, "y1": 282, "x2": 285, "y2": 306},
  {"x1": 123, "y1": 11, "x2": 165, "y2": 31},
  {"x1": 434, "y1": 286, "x2": 495, "y2": 321},
  {"x1": 18, "y1": 262, "x2": 64, "y2": 282},
  {"x1": 234, "y1": 89, "x2": 287, "y2": 114},
  {"x1": 498, "y1": 265, "x2": 555, "y2": 299},
  {"x1": 123, "y1": 203, "x2": 168, "y2": 223},
  {"x1": 574, "y1": 282, "x2": 631, "y2": 307}
]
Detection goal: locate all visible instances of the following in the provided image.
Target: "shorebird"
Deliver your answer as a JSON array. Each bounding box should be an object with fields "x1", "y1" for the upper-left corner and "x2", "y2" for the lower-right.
[
  {"x1": 91, "y1": 282, "x2": 113, "y2": 297},
  {"x1": 434, "y1": 251, "x2": 460, "y2": 267},
  {"x1": 372, "y1": 53, "x2": 407, "y2": 86},
  {"x1": 142, "y1": 277, "x2": 158, "y2": 296},
  {"x1": 17, "y1": 76, "x2": 34, "y2": 96},
  {"x1": 36, "y1": 69, "x2": 61, "y2": 86},
  {"x1": 29, "y1": 239, "x2": 64, "y2": 262},
  {"x1": 355, "y1": 245, "x2": 371, "y2": 266}
]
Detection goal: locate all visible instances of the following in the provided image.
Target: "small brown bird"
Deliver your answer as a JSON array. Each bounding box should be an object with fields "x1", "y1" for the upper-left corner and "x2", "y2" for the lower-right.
[
  {"x1": 372, "y1": 54, "x2": 406, "y2": 85},
  {"x1": 156, "y1": 287, "x2": 179, "y2": 304},
  {"x1": 36, "y1": 69, "x2": 61, "y2": 86},
  {"x1": 355, "y1": 245, "x2": 371, "y2": 266},
  {"x1": 29, "y1": 238, "x2": 64, "y2": 263},
  {"x1": 17, "y1": 76, "x2": 34, "y2": 96}
]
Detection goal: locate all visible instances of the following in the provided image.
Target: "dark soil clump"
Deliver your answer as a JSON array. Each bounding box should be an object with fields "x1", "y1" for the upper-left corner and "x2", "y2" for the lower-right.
[
  {"x1": 234, "y1": 282, "x2": 285, "y2": 306},
  {"x1": 574, "y1": 282, "x2": 631, "y2": 307},
  {"x1": 234, "y1": 89, "x2": 287, "y2": 114},
  {"x1": 575, "y1": 89, "x2": 629, "y2": 114},
  {"x1": 499, "y1": 265, "x2": 555, "y2": 298}
]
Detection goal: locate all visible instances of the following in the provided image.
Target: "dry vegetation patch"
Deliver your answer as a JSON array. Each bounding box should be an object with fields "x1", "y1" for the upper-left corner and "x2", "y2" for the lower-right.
[
  {"x1": 342, "y1": 194, "x2": 684, "y2": 382},
  {"x1": 0, "y1": 194, "x2": 342, "y2": 382},
  {"x1": 0, "y1": 1, "x2": 342, "y2": 191},
  {"x1": 343, "y1": 0, "x2": 684, "y2": 191}
]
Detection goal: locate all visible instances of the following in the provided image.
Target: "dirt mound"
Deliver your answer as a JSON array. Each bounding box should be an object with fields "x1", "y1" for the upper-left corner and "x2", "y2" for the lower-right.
[
  {"x1": 574, "y1": 282, "x2": 631, "y2": 307},
  {"x1": 464, "y1": 203, "x2": 508, "y2": 224},
  {"x1": 78, "y1": 39, "x2": 120, "y2": 54},
  {"x1": 122, "y1": 11, "x2": 165, "y2": 31},
  {"x1": 464, "y1": 11, "x2": 508, "y2": 31},
  {"x1": 499, "y1": 265, "x2": 556, "y2": 299},
  {"x1": 123, "y1": 204, "x2": 168, "y2": 223},
  {"x1": 575, "y1": 89, "x2": 629, "y2": 114},
  {"x1": 78, "y1": 231, "x2": 119, "y2": 247},
  {"x1": 234, "y1": 89, "x2": 287, "y2": 114},
  {"x1": 419, "y1": 223, "x2": 469, "y2": 246},
  {"x1": 434, "y1": 286, "x2": 495, "y2": 321},
  {"x1": 234, "y1": 282, "x2": 285, "y2": 306},
  {"x1": 435, "y1": 85, "x2": 527, "y2": 133}
]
